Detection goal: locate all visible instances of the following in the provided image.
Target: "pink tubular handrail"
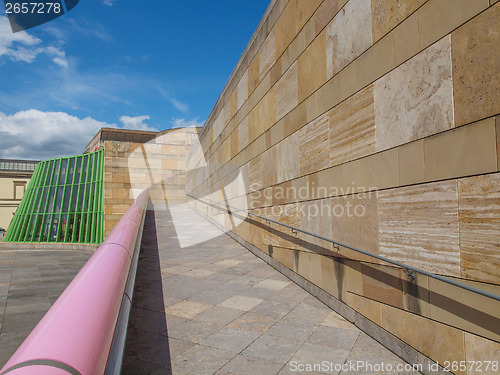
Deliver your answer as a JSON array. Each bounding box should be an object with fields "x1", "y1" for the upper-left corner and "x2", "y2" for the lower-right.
[{"x1": 0, "y1": 190, "x2": 150, "y2": 375}]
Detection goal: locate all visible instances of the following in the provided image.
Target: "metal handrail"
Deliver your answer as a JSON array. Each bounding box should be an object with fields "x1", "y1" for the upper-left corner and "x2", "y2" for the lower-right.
[{"x1": 187, "y1": 193, "x2": 500, "y2": 302}]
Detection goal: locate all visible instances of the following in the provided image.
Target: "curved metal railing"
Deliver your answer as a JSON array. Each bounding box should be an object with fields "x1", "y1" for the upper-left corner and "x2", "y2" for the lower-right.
[{"x1": 0, "y1": 190, "x2": 149, "y2": 375}]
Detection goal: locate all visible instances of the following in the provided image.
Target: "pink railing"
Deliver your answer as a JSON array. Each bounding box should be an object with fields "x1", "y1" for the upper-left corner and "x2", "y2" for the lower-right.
[{"x1": 0, "y1": 190, "x2": 149, "y2": 375}]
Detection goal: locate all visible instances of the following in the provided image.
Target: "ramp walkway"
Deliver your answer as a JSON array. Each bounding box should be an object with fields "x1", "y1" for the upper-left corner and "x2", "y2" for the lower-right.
[{"x1": 122, "y1": 206, "x2": 420, "y2": 375}]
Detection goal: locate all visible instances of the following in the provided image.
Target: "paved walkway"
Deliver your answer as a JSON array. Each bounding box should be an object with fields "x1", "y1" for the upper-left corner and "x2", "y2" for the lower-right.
[
  {"x1": 123, "y1": 207, "x2": 420, "y2": 375},
  {"x1": 0, "y1": 247, "x2": 92, "y2": 367}
]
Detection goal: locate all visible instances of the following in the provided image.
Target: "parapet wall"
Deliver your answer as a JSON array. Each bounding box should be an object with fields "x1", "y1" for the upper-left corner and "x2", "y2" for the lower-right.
[
  {"x1": 186, "y1": 0, "x2": 500, "y2": 373},
  {"x1": 104, "y1": 127, "x2": 199, "y2": 236}
]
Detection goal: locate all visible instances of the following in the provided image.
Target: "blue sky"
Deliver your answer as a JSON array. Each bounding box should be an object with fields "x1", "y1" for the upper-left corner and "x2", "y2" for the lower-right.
[{"x1": 0, "y1": 0, "x2": 270, "y2": 160}]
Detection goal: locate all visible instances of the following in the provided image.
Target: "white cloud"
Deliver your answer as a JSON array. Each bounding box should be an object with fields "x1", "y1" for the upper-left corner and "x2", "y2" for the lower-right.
[
  {"x1": 0, "y1": 110, "x2": 116, "y2": 160},
  {"x1": 0, "y1": 16, "x2": 68, "y2": 67},
  {"x1": 156, "y1": 85, "x2": 189, "y2": 113},
  {"x1": 171, "y1": 117, "x2": 204, "y2": 128},
  {"x1": 103, "y1": 0, "x2": 116, "y2": 6},
  {"x1": 119, "y1": 115, "x2": 157, "y2": 131}
]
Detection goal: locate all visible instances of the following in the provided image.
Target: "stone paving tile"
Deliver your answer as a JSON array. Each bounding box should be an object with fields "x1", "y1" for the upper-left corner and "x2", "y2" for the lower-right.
[
  {"x1": 254, "y1": 278, "x2": 290, "y2": 290},
  {"x1": 165, "y1": 300, "x2": 213, "y2": 319},
  {"x1": 0, "y1": 248, "x2": 91, "y2": 370},
  {"x1": 226, "y1": 312, "x2": 278, "y2": 334},
  {"x1": 286, "y1": 342, "x2": 351, "y2": 375},
  {"x1": 217, "y1": 295, "x2": 264, "y2": 311},
  {"x1": 339, "y1": 333, "x2": 422, "y2": 375},
  {"x1": 194, "y1": 306, "x2": 244, "y2": 327},
  {"x1": 321, "y1": 311, "x2": 360, "y2": 331},
  {"x1": 242, "y1": 333, "x2": 305, "y2": 364},
  {"x1": 171, "y1": 344, "x2": 234, "y2": 375},
  {"x1": 122, "y1": 206, "x2": 420, "y2": 375},
  {"x1": 216, "y1": 354, "x2": 285, "y2": 375},
  {"x1": 307, "y1": 326, "x2": 360, "y2": 351},
  {"x1": 200, "y1": 327, "x2": 260, "y2": 353}
]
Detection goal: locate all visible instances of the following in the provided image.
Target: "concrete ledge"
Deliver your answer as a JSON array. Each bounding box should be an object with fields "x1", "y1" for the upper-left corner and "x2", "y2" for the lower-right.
[{"x1": 190, "y1": 205, "x2": 448, "y2": 375}]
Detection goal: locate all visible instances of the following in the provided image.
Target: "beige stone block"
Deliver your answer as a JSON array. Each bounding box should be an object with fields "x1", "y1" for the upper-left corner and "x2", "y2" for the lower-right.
[
  {"x1": 248, "y1": 53, "x2": 260, "y2": 97},
  {"x1": 344, "y1": 259, "x2": 362, "y2": 296},
  {"x1": 329, "y1": 85, "x2": 376, "y2": 167},
  {"x1": 398, "y1": 139, "x2": 425, "y2": 186},
  {"x1": 458, "y1": 173, "x2": 500, "y2": 284},
  {"x1": 341, "y1": 148, "x2": 399, "y2": 191},
  {"x1": 299, "y1": 113, "x2": 329, "y2": 176},
  {"x1": 298, "y1": 30, "x2": 327, "y2": 103},
  {"x1": 331, "y1": 192, "x2": 379, "y2": 262},
  {"x1": 403, "y1": 273, "x2": 430, "y2": 316},
  {"x1": 465, "y1": 333, "x2": 500, "y2": 374},
  {"x1": 319, "y1": 256, "x2": 343, "y2": 299},
  {"x1": 291, "y1": 176, "x2": 310, "y2": 202},
  {"x1": 270, "y1": 118, "x2": 284, "y2": 147},
  {"x1": 237, "y1": 70, "x2": 248, "y2": 110},
  {"x1": 248, "y1": 155, "x2": 262, "y2": 192},
  {"x1": 312, "y1": 74, "x2": 342, "y2": 119},
  {"x1": 238, "y1": 117, "x2": 249, "y2": 152},
  {"x1": 297, "y1": 250, "x2": 322, "y2": 287},
  {"x1": 424, "y1": 118, "x2": 497, "y2": 182},
  {"x1": 428, "y1": 276, "x2": 500, "y2": 342},
  {"x1": 378, "y1": 180, "x2": 460, "y2": 277},
  {"x1": 355, "y1": 31, "x2": 395, "y2": 89},
  {"x1": 417, "y1": 0, "x2": 488, "y2": 51},
  {"x1": 361, "y1": 264, "x2": 404, "y2": 309},
  {"x1": 345, "y1": 291, "x2": 382, "y2": 325},
  {"x1": 270, "y1": 57, "x2": 282, "y2": 87},
  {"x1": 276, "y1": 62, "x2": 298, "y2": 121},
  {"x1": 372, "y1": 0, "x2": 427, "y2": 42},
  {"x1": 393, "y1": 11, "x2": 419, "y2": 66},
  {"x1": 314, "y1": 0, "x2": 343, "y2": 34},
  {"x1": 270, "y1": 246, "x2": 296, "y2": 271},
  {"x1": 274, "y1": 1, "x2": 297, "y2": 57},
  {"x1": 301, "y1": 198, "x2": 332, "y2": 250},
  {"x1": 380, "y1": 303, "x2": 466, "y2": 369},
  {"x1": 315, "y1": 165, "x2": 343, "y2": 198},
  {"x1": 375, "y1": 36, "x2": 453, "y2": 151},
  {"x1": 230, "y1": 128, "x2": 239, "y2": 159},
  {"x1": 283, "y1": 101, "x2": 307, "y2": 138},
  {"x1": 248, "y1": 87, "x2": 276, "y2": 143},
  {"x1": 497, "y1": 116, "x2": 500, "y2": 170},
  {"x1": 272, "y1": 181, "x2": 291, "y2": 206},
  {"x1": 452, "y1": 4, "x2": 500, "y2": 127},
  {"x1": 277, "y1": 132, "x2": 299, "y2": 183},
  {"x1": 261, "y1": 146, "x2": 278, "y2": 187},
  {"x1": 336, "y1": 58, "x2": 357, "y2": 102},
  {"x1": 326, "y1": 0, "x2": 372, "y2": 79},
  {"x1": 259, "y1": 30, "x2": 276, "y2": 80},
  {"x1": 295, "y1": 0, "x2": 323, "y2": 32}
]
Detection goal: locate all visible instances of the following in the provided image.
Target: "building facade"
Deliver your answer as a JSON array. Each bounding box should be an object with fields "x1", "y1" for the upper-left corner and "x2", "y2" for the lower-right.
[{"x1": 0, "y1": 159, "x2": 38, "y2": 238}]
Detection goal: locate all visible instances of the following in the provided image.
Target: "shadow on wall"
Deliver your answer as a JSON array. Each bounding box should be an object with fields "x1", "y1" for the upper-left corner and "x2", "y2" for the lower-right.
[
  {"x1": 195, "y1": 196, "x2": 500, "y2": 340},
  {"x1": 122, "y1": 207, "x2": 172, "y2": 374}
]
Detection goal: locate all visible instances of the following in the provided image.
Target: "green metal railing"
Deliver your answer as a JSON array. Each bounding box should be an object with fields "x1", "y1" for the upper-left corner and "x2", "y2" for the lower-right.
[{"x1": 4, "y1": 149, "x2": 104, "y2": 244}]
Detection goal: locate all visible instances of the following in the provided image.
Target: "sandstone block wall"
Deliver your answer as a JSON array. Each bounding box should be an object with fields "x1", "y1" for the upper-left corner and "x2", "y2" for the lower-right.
[
  {"x1": 104, "y1": 127, "x2": 199, "y2": 236},
  {"x1": 186, "y1": 0, "x2": 500, "y2": 372}
]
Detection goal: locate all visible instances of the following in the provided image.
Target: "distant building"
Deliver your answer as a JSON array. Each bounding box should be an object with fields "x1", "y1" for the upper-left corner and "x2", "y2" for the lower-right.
[
  {"x1": 0, "y1": 159, "x2": 39, "y2": 236},
  {"x1": 3, "y1": 127, "x2": 200, "y2": 244}
]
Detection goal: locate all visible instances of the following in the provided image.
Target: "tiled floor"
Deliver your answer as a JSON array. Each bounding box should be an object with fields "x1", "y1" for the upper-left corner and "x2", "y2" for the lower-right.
[
  {"x1": 0, "y1": 248, "x2": 91, "y2": 367},
  {"x1": 123, "y1": 206, "x2": 421, "y2": 375}
]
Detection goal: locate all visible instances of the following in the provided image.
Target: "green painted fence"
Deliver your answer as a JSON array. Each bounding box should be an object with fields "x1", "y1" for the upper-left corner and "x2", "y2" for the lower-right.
[{"x1": 4, "y1": 149, "x2": 104, "y2": 244}]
